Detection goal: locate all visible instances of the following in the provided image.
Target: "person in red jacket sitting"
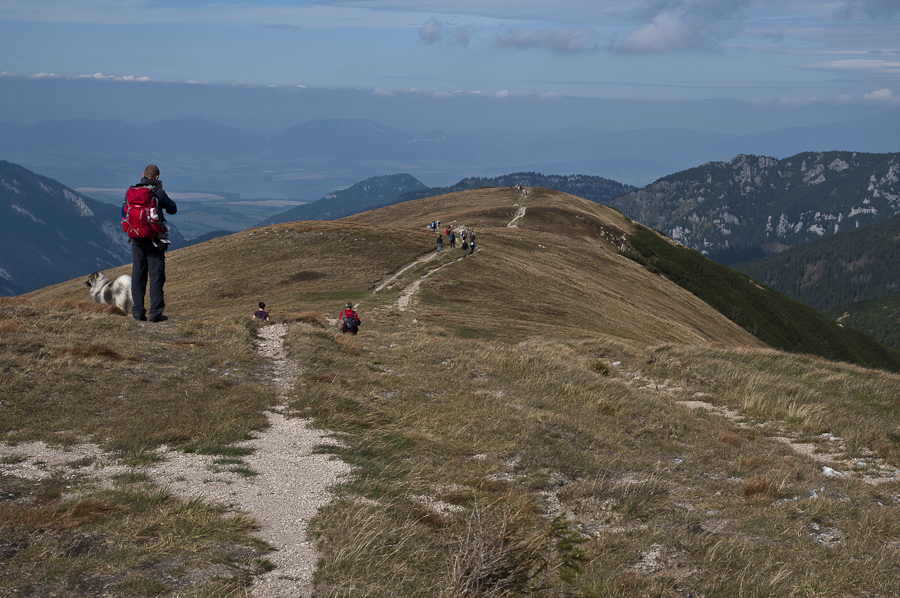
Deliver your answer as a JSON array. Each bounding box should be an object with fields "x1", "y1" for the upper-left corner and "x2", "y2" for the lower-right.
[{"x1": 339, "y1": 302, "x2": 360, "y2": 334}]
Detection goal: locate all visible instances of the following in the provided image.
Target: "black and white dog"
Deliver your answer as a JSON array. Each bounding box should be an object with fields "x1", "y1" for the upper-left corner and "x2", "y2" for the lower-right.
[{"x1": 85, "y1": 271, "x2": 132, "y2": 314}]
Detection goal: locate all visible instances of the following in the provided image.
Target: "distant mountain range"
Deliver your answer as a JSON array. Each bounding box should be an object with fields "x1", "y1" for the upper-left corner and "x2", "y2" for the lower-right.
[
  {"x1": 0, "y1": 161, "x2": 185, "y2": 296},
  {"x1": 3, "y1": 114, "x2": 900, "y2": 205},
  {"x1": 609, "y1": 151, "x2": 900, "y2": 264}
]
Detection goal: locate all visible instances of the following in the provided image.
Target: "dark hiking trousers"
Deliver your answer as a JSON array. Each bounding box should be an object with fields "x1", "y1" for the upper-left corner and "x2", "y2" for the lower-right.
[{"x1": 131, "y1": 241, "x2": 167, "y2": 320}]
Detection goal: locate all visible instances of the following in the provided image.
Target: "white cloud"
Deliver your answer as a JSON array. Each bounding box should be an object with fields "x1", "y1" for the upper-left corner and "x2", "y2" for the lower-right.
[
  {"x1": 621, "y1": 12, "x2": 696, "y2": 52},
  {"x1": 863, "y1": 88, "x2": 896, "y2": 102},
  {"x1": 618, "y1": 0, "x2": 750, "y2": 53},
  {"x1": 418, "y1": 17, "x2": 444, "y2": 44},
  {"x1": 30, "y1": 72, "x2": 61, "y2": 79},
  {"x1": 494, "y1": 89, "x2": 510, "y2": 99},
  {"x1": 804, "y1": 59, "x2": 900, "y2": 75},
  {"x1": 418, "y1": 16, "x2": 470, "y2": 47},
  {"x1": 372, "y1": 87, "x2": 396, "y2": 97}
]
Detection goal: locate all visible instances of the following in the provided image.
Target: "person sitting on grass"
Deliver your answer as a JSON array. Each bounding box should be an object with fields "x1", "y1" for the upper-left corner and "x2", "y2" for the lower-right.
[
  {"x1": 339, "y1": 302, "x2": 360, "y2": 335},
  {"x1": 253, "y1": 302, "x2": 270, "y2": 321}
]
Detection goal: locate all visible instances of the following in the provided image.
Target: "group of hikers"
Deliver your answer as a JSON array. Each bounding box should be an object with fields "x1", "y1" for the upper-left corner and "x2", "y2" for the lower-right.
[
  {"x1": 253, "y1": 301, "x2": 361, "y2": 335},
  {"x1": 434, "y1": 221, "x2": 476, "y2": 257},
  {"x1": 130, "y1": 164, "x2": 469, "y2": 335}
]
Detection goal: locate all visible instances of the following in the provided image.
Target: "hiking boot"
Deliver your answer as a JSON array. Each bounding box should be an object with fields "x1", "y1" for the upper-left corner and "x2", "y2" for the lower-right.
[{"x1": 149, "y1": 315, "x2": 168, "y2": 323}]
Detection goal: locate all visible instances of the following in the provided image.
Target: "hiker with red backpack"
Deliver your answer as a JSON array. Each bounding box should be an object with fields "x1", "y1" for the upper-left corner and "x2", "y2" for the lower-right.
[
  {"x1": 123, "y1": 164, "x2": 177, "y2": 322},
  {"x1": 339, "y1": 302, "x2": 361, "y2": 335}
]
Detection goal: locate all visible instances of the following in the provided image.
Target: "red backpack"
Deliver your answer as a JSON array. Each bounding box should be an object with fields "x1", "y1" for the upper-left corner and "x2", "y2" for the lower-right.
[{"x1": 122, "y1": 185, "x2": 167, "y2": 239}]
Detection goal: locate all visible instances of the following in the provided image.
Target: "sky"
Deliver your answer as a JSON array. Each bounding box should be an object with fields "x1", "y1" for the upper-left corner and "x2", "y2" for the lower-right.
[{"x1": 1, "y1": 0, "x2": 900, "y2": 134}]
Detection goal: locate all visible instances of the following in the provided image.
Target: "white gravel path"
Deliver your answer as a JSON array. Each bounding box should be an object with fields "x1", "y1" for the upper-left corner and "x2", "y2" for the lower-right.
[{"x1": 0, "y1": 322, "x2": 351, "y2": 598}]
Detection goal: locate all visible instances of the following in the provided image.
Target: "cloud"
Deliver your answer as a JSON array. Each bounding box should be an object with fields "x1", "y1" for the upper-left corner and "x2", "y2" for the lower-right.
[
  {"x1": 863, "y1": 88, "x2": 896, "y2": 102},
  {"x1": 618, "y1": 0, "x2": 749, "y2": 53},
  {"x1": 804, "y1": 59, "x2": 900, "y2": 76},
  {"x1": 418, "y1": 17, "x2": 470, "y2": 47},
  {"x1": 73, "y1": 72, "x2": 153, "y2": 82},
  {"x1": 840, "y1": 0, "x2": 900, "y2": 19},
  {"x1": 496, "y1": 27, "x2": 597, "y2": 53},
  {"x1": 372, "y1": 88, "x2": 396, "y2": 97},
  {"x1": 494, "y1": 89, "x2": 510, "y2": 99}
]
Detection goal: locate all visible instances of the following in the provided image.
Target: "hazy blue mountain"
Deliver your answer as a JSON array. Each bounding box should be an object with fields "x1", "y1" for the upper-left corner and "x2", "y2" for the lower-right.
[
  {"x1": 4, "y1": 114, "x2": 900, "y2": 205},
  {"x1": 257, "y1": 174, "x2": 429, "y2": 226},
  {"x1": 0, "y1": 161, "x2": 186, "y2": 296},
  {"x1": 609, "y1": 151, "x2": 900, "y2": 264}
]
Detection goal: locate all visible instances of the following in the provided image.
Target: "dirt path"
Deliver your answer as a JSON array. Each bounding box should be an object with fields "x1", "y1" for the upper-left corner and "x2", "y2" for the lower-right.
[
  {"x1": 0, "y1": 323, "x2": 350, "y2": 598},
  {"x1": 394, "y1": 257, "x2": 463, "y2": 312},
  {"x1": 371, "y1": 252, "x2": 439, "y2": 294},
  {"x1": 507, "y1": 205, "x2": 526, "y2": 228}
]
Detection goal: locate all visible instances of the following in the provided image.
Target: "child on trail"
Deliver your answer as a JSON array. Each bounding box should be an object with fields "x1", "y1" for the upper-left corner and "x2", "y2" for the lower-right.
[
  {"x1": 339, "y1": 302, "x2": 361, "y2": 335},
  {"x1": 253, "y1": 302, "x2": 270, "y2": 321}
]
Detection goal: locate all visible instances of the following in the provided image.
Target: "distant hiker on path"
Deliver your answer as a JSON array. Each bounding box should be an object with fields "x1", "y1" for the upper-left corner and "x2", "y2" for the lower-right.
[
  {"x1": 339, "y1": 302, "x2": 361, "y2": 335},
  {"x1": 445, "y1": 225, "x2": 451, "y2": 236},
  {"x1": 461, "y1": 239, "x2": 469, "y2": 257},
  {"x1": 469, "y1": 238, "x2": 476, "y2": 255},
  {"x1": 449, "y1": 232, "x2": 456, "y2": 248},
  {"x1": 437, "y1": 236, "x2": 443, "y2": 252},
  {"x1": 253, "y1": 302, "x2": 270, "y2": 321},
  {"x1": 430, "y1": 221, "x2": 436, "y2": 232},
  {"x1": 127, "y1": 164, "x2": 177, "y2": 323}
]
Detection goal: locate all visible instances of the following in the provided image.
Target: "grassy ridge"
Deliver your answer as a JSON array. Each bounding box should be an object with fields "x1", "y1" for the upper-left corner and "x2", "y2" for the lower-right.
[
  {"x1": 6, "y1": 187, "x2": 900, "y2": 596},
  {"x1": 626, "y1": 226, "x2": 900, "y2": 372}
]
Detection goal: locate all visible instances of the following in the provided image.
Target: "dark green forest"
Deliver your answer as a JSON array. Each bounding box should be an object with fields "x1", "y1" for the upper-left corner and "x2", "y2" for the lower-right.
[{"x1": 734, "y1": 213, "x2": 900, "y2": 312}]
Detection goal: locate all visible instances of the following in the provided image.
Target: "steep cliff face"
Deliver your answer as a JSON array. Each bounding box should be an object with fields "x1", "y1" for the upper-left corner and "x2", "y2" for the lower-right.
[{"x1": 609, "y1": 151, "x2": 900, "y2": 264}]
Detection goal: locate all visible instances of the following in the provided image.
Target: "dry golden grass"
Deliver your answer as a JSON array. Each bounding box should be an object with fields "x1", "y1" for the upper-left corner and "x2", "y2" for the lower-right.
[{"x1": 6, "y1": 187, "x2": 900, "y2": 596}]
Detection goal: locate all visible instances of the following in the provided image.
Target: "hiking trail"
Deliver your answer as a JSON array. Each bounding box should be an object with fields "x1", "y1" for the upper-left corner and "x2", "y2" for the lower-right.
[
  {"x1": 507, "y1": 204, "x2": 526, "y2": 228},
  {"x1": 0, "y1": 323, "x2": 350, "y2": 598}
]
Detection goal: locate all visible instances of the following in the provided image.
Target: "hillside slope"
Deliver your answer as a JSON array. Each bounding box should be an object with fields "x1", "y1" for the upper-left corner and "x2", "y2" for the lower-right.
[
  {"x1": 10, "y1": 187, "x2": 900, "y2": 597},
  {"x1": 28, "y1": 186, "x2": 900, "y2": 371},
  {"x1": 27, "y1": 187, "x2": 760, "y2": 349}
]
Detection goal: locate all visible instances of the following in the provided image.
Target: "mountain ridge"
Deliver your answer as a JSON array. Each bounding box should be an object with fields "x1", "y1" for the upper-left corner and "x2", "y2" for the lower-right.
[{"x1": 608, "y1": 151, "x2": 900, "y2": 264}]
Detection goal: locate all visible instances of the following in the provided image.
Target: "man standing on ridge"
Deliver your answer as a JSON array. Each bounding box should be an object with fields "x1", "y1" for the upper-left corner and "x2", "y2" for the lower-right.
[{"x1": 129, "y1": 164, "x2": 177, "y2": 322}]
